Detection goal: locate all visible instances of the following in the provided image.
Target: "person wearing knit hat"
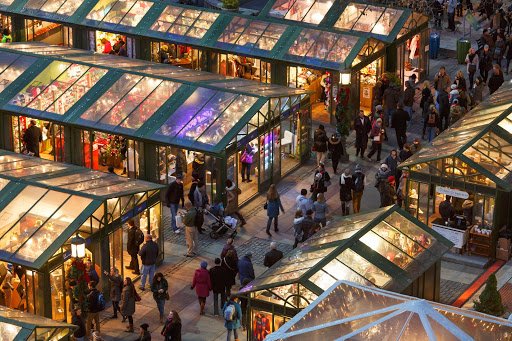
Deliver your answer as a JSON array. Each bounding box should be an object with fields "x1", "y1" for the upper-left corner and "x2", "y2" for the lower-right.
[
  {"x1": 378, "y1": 174, "x2": 397, "y2": 207},
  {"x1": 388, "y1": 175, "x2": 396, "y2": 184},
  {"x1": 352, "y1": 164, "x2": 366, "y2": 213},
  {"x1": 137, "y1": 323, "x2": 151, "y2": 341},
  {"x1": 191, "y1": 260, "x2": 211, "y2": 315}
]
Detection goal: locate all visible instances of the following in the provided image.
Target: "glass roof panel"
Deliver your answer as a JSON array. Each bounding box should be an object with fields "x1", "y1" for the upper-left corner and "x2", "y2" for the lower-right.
[
  {"x1": 150, "y1": 6, "x2": 218, "y2": 39},
  {"x1": 217, "y1": 17, "x2": 248, "y2": 45},
  {"x1": 0, "y1": 164, "x2": 66, "y2": 177},
  {"x1": 58, "y1": 177, "x2": 127, "y2": 192},
  {"x1": 0, "y1": 321, "x2": 22, "y2": 338},
  {"x1": 337, "y1": 248, "x2": 392, "y2": 287},
  {"x1": 37, "y1": 171, "x2": 109, "y2": 187},
  {"x1": 0, "y1": 54, "x2": 36, "y2": 95},
  {"x1": 149, "y1": 5, "x2": 181, "y2": 33},
  {"x1": 0, "y1": 178, "x2": 9, "y2": 191},
  {"x1": 187, "y1": 12, "x2": 219, "y2": 38},
  {"x1": 118, "y1": 1, "x2": 152, "y2": 27},
  {"x1": 270, "y1": 0, "x2": 333, "y2": 24},
  {"x1": 197, "y1": 95, "x2": 259, "y2": 145},
  {"x1": 15, "y1": 195, "x2": 93, "y2": 262},
  {"x1": 102, "y1": 0, "x2": 137, "y2": 24},
  {"x1": 79, "y1": 73, "x2": 142, "y2": 123},
  {"x1": 0, "y1": 0, "x2": 14, "y2": 6},
  {"x1": 118, "y1": 80, "x2": 181, "y2": 131},
  {"x1": 384, "y1": 212, "x2": 436, "y2": 250},
  {"x1": 287, "y1": 29, "x2": 318, "y2": 61},
  {"x1": 86, "y1": 0, "x2": 118, "y2": 22},
  {"x1": 0, "y1": 159, "x2": 41, "y2": 172},
  {"x1": 334, "y1": 3, "x2": 365, "y2": 30},
  {"x1": 353, "y1": 5, "x2": 383, "y2": 32},
  {"x1": 372, "y1": 8, "x2": 404, "y2": 36},
  {"x1": 25, "y1": 0, "x2": 84, "y2": 16},
  {"x1": 360, "y1": 231, "x2": 414, "y2": 270},
  {"x1": 302, "y1": 0, "x2": 333, "y2": 24},
  {"x1": 82, "y1": 181, "x2": 156, "y2": 196},
  {"x1": 499, "y1": 112, "x2": 512, "y2": 132}
]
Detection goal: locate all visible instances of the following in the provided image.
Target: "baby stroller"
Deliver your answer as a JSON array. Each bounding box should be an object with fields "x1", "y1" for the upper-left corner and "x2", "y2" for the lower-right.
[{"x1": 204, "y1": 208, "x2": 238, "y2": 240}]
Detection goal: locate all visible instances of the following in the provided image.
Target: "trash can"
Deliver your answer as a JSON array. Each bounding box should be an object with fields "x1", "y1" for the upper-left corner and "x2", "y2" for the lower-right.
[
  {"x1": 457, "y1": 39, "x2": 471, "y2": 64},
  {"x1": 430, "y1": 33, "x2": 440, "y2": 59}
]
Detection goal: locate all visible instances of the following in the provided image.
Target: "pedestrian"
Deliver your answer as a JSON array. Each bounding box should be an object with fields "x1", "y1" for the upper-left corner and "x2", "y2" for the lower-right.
[
  {"x1": 293, "y1": 210, "x2": 304, "y2": 248},
  {"x1": 402, "y1": 81, "x2": 415, "y2": 122},
  {"x1": 223, "y1": 295, "x2": 242, "y2": 341},
  {"x1": 220, "y1": 238, "x2": 238, "y2": 260},
  {"x1": 191, "y1": 261, "x2": 211, "y2": 315},
  {"x1": 85, "y1": 281, "x2": 103, "y2": 337},
  {"x1": 302, "y1": 209, "x2": 318, "y2": 240},
  {"x1": 488, "y1": 64, "x2": 505, "y2": 94},
  {"x1": 136, "y1": 323, "x2": 151, "y2": 341},
  {"x1": 426, "y1": 105, "x2": 440, "y2": 142},
  {"x1": 104, "y1": 267, "x2": 122, "y2": 319},
  {"x1": 151, "y1": 273, "x2": 169, "y2": 323},
  {"x1": 311, "y1": 163, "x2": 330, "y2": 201},
  {"x1": 505, "y1": 35, "x2": 512, "y2": 74},
  {"x1": 494, "y1": 35, "x2": 506, "y2": 64},
  {"x1": 420, "y1": 82, "x2": 433, "y2": 139},
  {"x1": 139, "y1": 234, "x2": 159, "y2": 291},
  {"x1": 397, "y1": 167, "x2": 409, "y2": 208},
  {"x1": 221, "y1": 250, "x2": 238, "y2": 294},
  {"x1": 120, "y1": 277, "x2": 137, "y2": 333},
  {"x1": 367, "y1": 118, "x2": 384, "y2": 162},
  {"x1": 384, "y1": 150, "x2": 399, "y2": 180},
  {"x1": 449, "y1": 84, "x2": 459, "y2": 105},
  {"x1": 399, "y1": 144, "x2": 413, "y2": 163},
  {"x1": 434, "y1": 67, "x2": 451, "y2": 92},
  {"x1": 86, "y1": 259, "x2": 99, "y2": 284},
  {"x1": 373, "y1": 104, "x2": 388, "y2": 141},
  {"x1": 391, "y1": 104, "x2": 410, "y2": 150},
  {"x1": 264, "y1": 184, "x2": 285, "y2": 236},
  {"x1": 383, "y1": 84, "x2": 399, "y2": 127},
  {"x1": 354, "y1": 109, "x2": 371, "y2": 159},
  {"x1": 238, "y1": 253, "x2": 255, "y2": 285},
  {"x1": 447, "y1": 0, "x2": 456, "y2": 31},
  {"x1": 72, "y1": 308, "x2": 86, "y2": 341},
  {"x1": 465, "y1": 48, "x2": 479, "y2": 90},
  {"x1": 296, "y1": 188, "x2": 313, "y2": 216},
  {"x1": 182, "y1": 201, "x2": 199, "y2": 257},
  {"x1": 165, "y1": 174, "x2": 184, "y2": 235},
  {"x1": 479, "y1": 45, "x2": 493, "y2": 83},
  {"x1": 328, "y1": 133, "x2": 343, "y2": 174},
  {"x1": 1, "y1": 28, "x2": 12, "y2": 43},
  {"x1": 225, "y1": 179, "x2": 246, "y2": 226},
  {"x1": 240, "y1": 142, "x2": 257, "y2": 182},
  {"x1": 313, "y1": 192, "x2": 328, "y2": 227},
  {"x1": 22, "y1": 119, "x2": 42, "y2": 157},
  {"x1": 450, "y1": 99, "x2": 465, "y2": 126},
  {"x1": 161, "y1": 310, "x2": 182, "y2": 341},
  {"x1": 339, "y1": 168, "x2": 354, "y2": 216},
  {"x1": 193, "y1": 181, "x2": 209, "y2": 234},
  {"x1": 313, "y1": 125, "x2": 328, "y2": 166},
  {"x1": 454, "y1": 70, "x2": 467, "y2": 91},
  {"x1": 263, "y1": 242, "x2": 283, "y2": 268},
  {"x1": 192, "y1": 153, "x2": 206, "y2": 182},
  {"x1": 352, "y1": 164, "x2": 365, "y2": 214},
  {"x1": 379, "y1": 176, "x2": 397, "y2": 207},
  {"x1": 433, "y1": 0, "x2": 444, "y2": 28},
  {"x1": 456, "y1": 0, "x2": 462, "y2": 16},
  {"x1": 187, "y1": 175, "x2": 199, "y2": 205},
  {"x1": 473, "y1": 76, "x2": 485, "y2": 105},
  {"x1": 411, "y1": 138, "x2": 422, "y2": 154},
  {"x1": 209, "y1": 258, "x2": 226, "y2": 316},
  {"x1": 126, "y1": 220, "x2": 144, "y2": 275},
  {"x1": 437, "y1": 88, "x2": 450, "y2": 132}
]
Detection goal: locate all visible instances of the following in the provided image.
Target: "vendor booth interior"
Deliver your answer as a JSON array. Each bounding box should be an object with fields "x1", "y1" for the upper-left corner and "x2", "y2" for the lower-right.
[
  {"x1": 266, "y1": 280, "x2": 512, "y2": 341},
  {"x1": 0, "y1": 0, "x2": 429, "y2": 122},
  {"x1": 0, "y1": 42, "x2": 311, "y2": 206},
  {"x1": 402, "y1": 84, "x2": 512, "y2": 259},
  {"x1": 0, "y1": 305, "x2": 76, "y2": 340},
  {"x1": 0, "y1": 149, "x2": 164, "y2": 322},
  {"x1": 239, "y1": 206, "x2": 452, "y2": 340}
]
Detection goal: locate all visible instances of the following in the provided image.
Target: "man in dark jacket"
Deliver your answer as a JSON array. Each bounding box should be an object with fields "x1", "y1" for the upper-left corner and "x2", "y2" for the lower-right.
[
  {"x1": 301, "y1": 209, "x2": 317, "y2": 240},
  {"x1": 209, "y1": 258, "x2": 226, "y2": 316},
  {"x1": 391, "y1": 104, "x2": 410, "y2": 150},
  {"x1": 402, "y1": 81, "x2": 415, "y2": 122},
  {"x1": 165, "y1": 174, "x2": 185, "y2": 234},
  {"x1": 22, "y1": 119, "x2": 42, "y2": 157},
  {"x1": 313, "y1": 125, "x2": 328, "y2": 166},
  {"x1": 354, "y1": 110, "x2": 371, "y2": 159},
  {"x1": 488, "y1": 64, "x2": 505, "y2": 94},
  {"x1": 437, "y1": 88, "x2": 450, "y2": 131},
  {"x1": 379, "y1": 176, "x2": 397, "y2": 207},
  {"x1": 86, "y1": 281, "x2": 102, "y2": 338},
  {"x1": 383, "y1": 85, "x2": 400, "y2": 127},
  {"x1": 479, "y1": 45, "x2": 493, "y2": 82},
  {"x1": 439, "y1": 196, "x2": 455, "y2": 221},
  {"x1": 263, "y1": 242, "x2": 283, "y2": 268},
  {"x1": 72, "y1": 308, "x2": 86, "y2": 341},
  {"x1": 139, "y1": 234, "x2": 159, "y2": 290},
  {"x1": 238, "y1": 253, "x2": 255, "y2": 285},
  {"x1": 126, "y1": 220, "x2": 144, "y2": 275}
]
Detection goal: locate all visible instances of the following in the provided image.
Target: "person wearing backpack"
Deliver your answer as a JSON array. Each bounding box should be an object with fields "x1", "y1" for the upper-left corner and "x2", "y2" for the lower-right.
[
  {"x1": 352, "y1": 164, "x2": 365, "y2": 214},
  {"x1": 126, "y1": 220, "x2": 144, "y2": 275},
  {"x1": 86, "y1": 281, "x2": 104, "y2": 338},
  {"x1": 223, "y1": 295, "x2": 242, "y2": 341}
]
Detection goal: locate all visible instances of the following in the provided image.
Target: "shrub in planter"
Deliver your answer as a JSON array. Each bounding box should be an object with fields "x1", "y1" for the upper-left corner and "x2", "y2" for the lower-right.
[
  {"x1": 474, "y1": 274, "x2": 505, "y2": 317},
  {"x1": 222, "y1": 0, "x2": 239, "y2": 9}
]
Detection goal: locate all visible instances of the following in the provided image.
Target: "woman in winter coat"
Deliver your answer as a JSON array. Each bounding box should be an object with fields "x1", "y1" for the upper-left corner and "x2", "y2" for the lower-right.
[
  {"x1": 313, "y1": 125, "x2": 328, "y2": 166},
  {"x1": 161, "y1": 310, "x2": 182, "y2": 341},
  {"x1": 465, "y1": 48, "x2": 479, "y2": 90},
  {"x1": 104, "y1": 267, "x2": 122, "y2": 319},
  {"x1": 265, "y1": 184, "x2": 285, "y2": 236},
  {"x1": 120, "y1": 277, "x2": 136, "y2": 333},
  {"x1": 453, "y1": 70, "x2": 467, "y2": 91},
  {"x1": 328, "y1": 133, "x2": 344, "y2": 174},
  {"x1": 425, "y1": 105, "x2": 440, "y2": 142},
  {"x1": 339, "y1": 169, "x2": 354, "y2": 216},
  {"x1": 293, "y1": 210, "x2": 304, "y2": 248},
  {"x1": 311, "y1": 163, "x2": 330, "y2": 201},
  {"x1": 366, "y1": 118, "x2": 384, "y2": 162},
  {"x1": 221, "y1": 250, "x2": 238, "y2": 293},
  {"x1": 225, "y1": 179, "x2": 246, "y2": 225},
  {"x1": 313, "y1": 193, "x2": 328, "y2": 227},
  {"x1": 151, "y1": 273, "x2": 169, "y2": 323},
  {"x1": 352, "y1": 164, "x2": 365, "y2": 214},
  {"x1": 191, "y1": 261, "x2": 211, "y2": 315},
  {"x1": 473, "y1": 76, "x2": 485, "y2": 105},
  {"x1": 240, "y1": 143, "x2": 256, "y2": 182}
]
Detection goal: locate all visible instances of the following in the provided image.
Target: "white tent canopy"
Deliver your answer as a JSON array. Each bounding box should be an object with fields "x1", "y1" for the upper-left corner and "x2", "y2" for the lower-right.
[{"x1": 267, "y1": 280, "x2": 512, "y2": 340}]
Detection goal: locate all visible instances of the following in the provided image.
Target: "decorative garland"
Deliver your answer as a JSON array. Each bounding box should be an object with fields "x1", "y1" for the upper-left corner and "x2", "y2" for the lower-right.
[
  {"x1": 335, "y1": 87, "x2": 352, "y2": 137},
  {"x1": 67, "y1": 259, "x2": 90, "y2": 312}
]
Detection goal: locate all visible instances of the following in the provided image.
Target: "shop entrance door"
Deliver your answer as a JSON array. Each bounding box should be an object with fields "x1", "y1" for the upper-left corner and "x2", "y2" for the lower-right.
[{"x1": 109, "y1": 226, "x2": 138, "y2": 282}]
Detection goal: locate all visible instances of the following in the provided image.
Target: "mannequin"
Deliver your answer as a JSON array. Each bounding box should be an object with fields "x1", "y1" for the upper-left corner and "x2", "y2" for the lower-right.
[{"x1": 409, "y1": 35, "x2": 420, "y2": 61}]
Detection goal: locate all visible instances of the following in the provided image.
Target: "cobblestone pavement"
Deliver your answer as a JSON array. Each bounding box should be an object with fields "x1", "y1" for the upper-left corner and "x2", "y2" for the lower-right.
[
  {"x1": 236, "y1": 237, "x2": 293, "y2": 265},
  {"x1": 499, "y1": 283, "x2": 512, "y2": 312},
  {"x1": 440, "y1": 279, "x2": 472, "y2": 305}
]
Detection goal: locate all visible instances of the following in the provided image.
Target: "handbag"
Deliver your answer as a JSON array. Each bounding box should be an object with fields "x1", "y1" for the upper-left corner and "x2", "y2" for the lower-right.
[
  {"x1": 468, "y1": 63, "x2": 476, "y2": 73},
  {"x1": 134, "y1": 290, "x2": 141, "y2": 302},
  {"x1": 263, "y1": 202, "x2": 268, "y2": 210},
  {"x1": 373, "y1": 135, "x2": 381, "y2": 142},
  {"x1": 164, "y1": 291, "x2": 170, "y2": 301}
]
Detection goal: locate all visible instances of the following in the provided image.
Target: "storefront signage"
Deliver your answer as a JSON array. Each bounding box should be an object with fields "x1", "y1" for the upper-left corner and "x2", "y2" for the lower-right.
[
  {"x1": 237, "y1": 129, "x2": 259, "y2": 149},
  {"x1": 63, "y1": 250, "x2": 71, "y2": 261},
  {"x1": 122, "y1": 211, "x2": 134, "y2": 223},
  {"x1": 436, "y1": 187, "x2": 469, "y2": 199},
  {"x1": 136, "y1": 202, "x2": 147, "y2": 214},
  {"x1": 432, "y1": 223, "x2": 468, "y2": 249}
]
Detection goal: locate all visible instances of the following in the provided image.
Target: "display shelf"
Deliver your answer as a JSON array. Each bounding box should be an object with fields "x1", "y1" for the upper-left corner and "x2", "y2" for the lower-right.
[{"x1": 468, "y1": 228, "x2": 492, "y2": 257}]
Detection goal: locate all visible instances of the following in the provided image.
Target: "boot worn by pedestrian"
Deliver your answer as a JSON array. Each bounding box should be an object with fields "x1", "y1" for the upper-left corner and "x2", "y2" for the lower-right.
[{"x1": 125, "y1": 324, "x2": 134, "y2": 332}]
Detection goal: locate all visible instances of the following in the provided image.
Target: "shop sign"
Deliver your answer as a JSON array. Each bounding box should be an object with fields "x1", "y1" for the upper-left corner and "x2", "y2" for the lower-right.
[
  {"x1": 136, "y1": 202, "x2": 147, "y2": 214},
  {"x1": 436, "y1": 186, "x2": 469, "y2": 199},
  {"x1": 122, "y1": 211, "x2": 134, "y2": 223},
  {"x1": 237, "y1": 129, "x2": 259, "y2": 149}
]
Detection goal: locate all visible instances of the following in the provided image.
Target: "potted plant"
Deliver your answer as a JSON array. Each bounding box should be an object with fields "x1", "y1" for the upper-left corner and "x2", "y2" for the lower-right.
[
  {"x1": 474, "y1": 274, "x2": 505, "y2": 317},
  {"x1": 222, "y1": 0, "x2": 239, "y2": 10}
]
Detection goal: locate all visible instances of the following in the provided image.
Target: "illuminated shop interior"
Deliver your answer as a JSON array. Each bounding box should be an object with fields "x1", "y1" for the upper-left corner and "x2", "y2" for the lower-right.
[
  {"x1": 0, "y1": 149, "x2": 164, "y2": 322},
  {"x1": 239, "y1": 206, "x2": 452, "y2": 340},
  {"x1": 0, "y1": 42, "x2": 310, "y2": 206},
  {"x1": 402, "y1": 84, "x2": 512, "y2": 258},
  {"x1": 266, "y1": 281, "x2": 512, "y2": 341}
]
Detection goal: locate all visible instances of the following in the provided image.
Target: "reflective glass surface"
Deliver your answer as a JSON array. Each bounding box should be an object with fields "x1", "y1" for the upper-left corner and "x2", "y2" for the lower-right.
[
  {"x1": 150, "y1": 5, "x2": 219, "y2": 39},
  {"x1": 25, "y1": 0, "x2": 84, "y2": 16},
  {"x1": 0, "y1": 54, "x2": 36, "y2": 95},
  {"x1": 217, "y1": 17, "x2": 286, "y2": 52},
  {"x1": 269, "y1": 0, "x2": 333, "y2": 24},
  {"x1": 86, "y1": 0, "x2": 152, "y2": 27},
  {"x1": 335, "y1": 3, "x2": 403, "y2": 36}
]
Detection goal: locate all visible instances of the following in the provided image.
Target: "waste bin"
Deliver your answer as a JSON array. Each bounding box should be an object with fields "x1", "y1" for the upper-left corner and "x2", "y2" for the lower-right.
[
  {"x1": 457, "y1": 39, "x2": 471, "y2": 64},
  {"x1": 430, "y1": 33, "x2": 440, "y2": 59}
]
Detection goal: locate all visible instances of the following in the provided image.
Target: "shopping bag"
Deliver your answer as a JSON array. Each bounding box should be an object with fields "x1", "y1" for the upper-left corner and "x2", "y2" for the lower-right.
[{"x1": 175, "y1": 215, "x2": 183, "y2": 228}]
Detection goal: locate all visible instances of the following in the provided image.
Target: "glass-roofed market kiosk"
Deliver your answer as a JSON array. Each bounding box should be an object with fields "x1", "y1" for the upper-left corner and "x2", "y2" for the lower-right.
[
  {"x1": 0, "y1": 42, "x2": 311, "y2": 206},
  {"x1": 239, "y1": 206, "x2": 452, "y2": 339},
  {"x1": 0, "y1": 0, "x2": 428, "y2": 122},
  {"x1": 0, "y1": 149, "x2": 164, "y2": 322}
]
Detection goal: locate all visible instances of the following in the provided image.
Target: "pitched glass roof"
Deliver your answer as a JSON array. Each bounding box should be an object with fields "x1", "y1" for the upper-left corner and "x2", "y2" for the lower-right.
[
  {"x1": 268, "y1": 0, "x2": 335, "y2": 24},
  {"x1": 84, "y1": 0, "x2": 153, "y2": 28},
  {"x1": 22, "y1": 0, "x2": 84, "y2": 17},
  {"x1": 0, "y1": 52, "x2": 36, "y2": 94},
  {"x1": 267, "y1": 281, "x2": 512, "y2": 340},
  {"x1": 334, "y1": 3, "x2": 404, "y2": 37}
]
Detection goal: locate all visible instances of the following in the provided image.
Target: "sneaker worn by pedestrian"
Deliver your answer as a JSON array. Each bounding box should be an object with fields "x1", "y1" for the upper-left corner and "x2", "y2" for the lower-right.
[{"x1": 174, "y1": 229, "x2": 181, "y2": 234}]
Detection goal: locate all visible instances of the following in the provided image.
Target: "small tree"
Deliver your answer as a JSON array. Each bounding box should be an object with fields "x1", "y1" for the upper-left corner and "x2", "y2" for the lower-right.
[
  {"x1": 474, "y1": 274, "x2": 505, "y2": 316},
  {"x1": 222, "y1": 0, "x2": 239, "y2": 9}
]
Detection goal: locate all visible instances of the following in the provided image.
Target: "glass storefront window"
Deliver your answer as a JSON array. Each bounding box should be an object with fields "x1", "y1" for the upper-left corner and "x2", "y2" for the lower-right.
[
  {"x1": 24, "y1": 20, "x2": 73, "y2": 47},
  {"x1": 49, "y1": 266, "x2": 65, "y2": 321}
]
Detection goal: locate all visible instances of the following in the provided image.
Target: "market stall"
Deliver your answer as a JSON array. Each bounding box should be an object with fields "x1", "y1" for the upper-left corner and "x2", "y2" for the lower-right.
[
  {"x1": 0, "y1": 305, "x2": 76, "y2": 340},
  {"x1": 266, "y1": 280, "x2": 512, "y2": 340},
  {"x1": 401, "y1": 84, "x2": 512, "y2": 259},
  {"x1": 0, "y1": 149, "x2": 164, "y2": 322},
  {"x1": 238, "y1": 206, "x2": 452, "y2": 340},
  {"x1": 0, "y1": 42, "x2": 311, "y2": 207}
]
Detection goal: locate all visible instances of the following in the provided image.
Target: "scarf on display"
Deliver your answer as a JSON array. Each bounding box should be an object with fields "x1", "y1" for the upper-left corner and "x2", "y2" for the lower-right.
[{"x1": 340, "y1": 174, "x2": 351, "y2": 185}]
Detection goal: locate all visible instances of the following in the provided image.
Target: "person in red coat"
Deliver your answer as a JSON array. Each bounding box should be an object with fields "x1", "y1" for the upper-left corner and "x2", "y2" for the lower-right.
[{"x1": 191, "y1": 261, "x2": 211, "y2": 315}]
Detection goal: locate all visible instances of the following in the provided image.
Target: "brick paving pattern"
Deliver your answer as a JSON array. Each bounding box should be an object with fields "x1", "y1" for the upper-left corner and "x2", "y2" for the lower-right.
[
  {"x1": 439, "y1": 279, "x2": 470, "y2": 305},
  {"x1": 499, "y1": 283, "x2": 512, "y2": 312},
  {"x1": 236, "y1": 237, "x2": 293, "y2": 265}
]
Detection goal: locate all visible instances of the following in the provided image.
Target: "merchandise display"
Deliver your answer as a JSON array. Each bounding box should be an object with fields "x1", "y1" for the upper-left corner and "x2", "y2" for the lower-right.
[
  {"x1": 85, "y1": 0, "x2": 153, "y2": 27},
  {"x1": 269, "y1": 0, "x2": 334, "y2": 25},
  {"x1": 150, "y1": 5, "x2": 219, "y2": 39},
  {"x1": 24, "y1": 0, "x2": 84, "y2": 17}
]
